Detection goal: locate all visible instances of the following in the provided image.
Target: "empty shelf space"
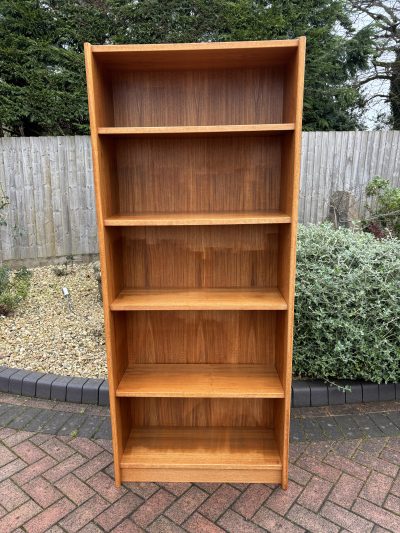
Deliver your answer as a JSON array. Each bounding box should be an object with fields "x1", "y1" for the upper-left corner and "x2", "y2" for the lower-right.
[
  {"x1": 98, "y1": 124, "x2": 295, "y2": 137},
  {"x1": 110, "y1": 288, "x2": 288, "y2": 311},
  {"x1": 104, "y1": 211, "x2": 291, "y2": 226},
  {"x1": 91, "y1": 40, "x2": 299, "y2": 70},
  {"x1": 116, "y1": 364, "x2": 284, "y2": 398},
  {"x1": 120, "y1": 427, "x2": 282, "y2": 482}
]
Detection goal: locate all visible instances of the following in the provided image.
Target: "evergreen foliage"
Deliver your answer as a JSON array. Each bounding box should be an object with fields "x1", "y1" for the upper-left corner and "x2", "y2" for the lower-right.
[{"x1": 0, "y1": 0, "x2": 373, "y2": 135}]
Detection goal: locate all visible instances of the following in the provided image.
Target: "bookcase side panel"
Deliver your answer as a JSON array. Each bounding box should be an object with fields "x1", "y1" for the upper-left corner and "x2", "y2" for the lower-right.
[
  {"x1": 275, "y1": 38, "x2": 306, "y2": 489},
  {"x1": 84, "y1": 44, "x2": 128, "y2": 486}
]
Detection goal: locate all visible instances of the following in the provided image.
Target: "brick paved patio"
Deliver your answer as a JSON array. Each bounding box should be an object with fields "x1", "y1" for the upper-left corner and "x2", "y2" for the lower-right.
[{"x1": 0, "y1": 393, "x2": 399, "y2": 532}]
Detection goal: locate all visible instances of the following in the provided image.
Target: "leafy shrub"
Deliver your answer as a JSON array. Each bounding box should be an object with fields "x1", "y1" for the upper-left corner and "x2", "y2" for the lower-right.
[
  {"x1": 294, "y1": 224, "x2": 400, "y2": 383},
  {"x1": 0, "y1": 267, "x2": 32, "y2": 315},
  {"x1": 363, "y1": 176, "x2": 400, "y2": 238}
]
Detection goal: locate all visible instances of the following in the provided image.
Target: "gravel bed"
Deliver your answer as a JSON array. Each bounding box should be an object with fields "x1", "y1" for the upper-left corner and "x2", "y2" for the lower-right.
[{"x1": 0, "y1": 262, "x2": 107, "y2": 378}]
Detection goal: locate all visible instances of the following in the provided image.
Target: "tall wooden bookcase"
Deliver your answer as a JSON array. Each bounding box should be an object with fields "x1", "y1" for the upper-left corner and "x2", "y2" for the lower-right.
[{"x1": 85, "y1": 39, "x2": 305, "y2": 488}]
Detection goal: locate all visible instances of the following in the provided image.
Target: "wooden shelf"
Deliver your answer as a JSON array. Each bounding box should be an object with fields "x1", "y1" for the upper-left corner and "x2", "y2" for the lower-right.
[
  {"x1": 98, "y1": 124, "x2": 295, "y2": 137},
  {"x1": 110, "y1": 288, "x2": 287, "y2": 311},
  {"x1": 104, "y1": 211, "x2": 291, "y2": 226},
  {"x1": 116, "y1": 364, "x2": 284, "y2": 398},
  {"x1": 120, "y1": 427, "x2": 282, "y2": 483},
  {"x1": 91, "y1": 40, "x2": 299, "y2": 70}
]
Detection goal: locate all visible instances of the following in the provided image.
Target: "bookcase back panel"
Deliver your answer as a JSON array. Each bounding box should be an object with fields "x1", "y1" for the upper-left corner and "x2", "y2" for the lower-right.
[
  {"x1": 130, "y1": 398, "x2": 274, "y2": 427},
  {"x1": 118, "y1": 225, "x2": 278, "y2": 289},
  {"x1": 124, "y1": 311, "x2": 276, "y2": 365},
  {"x1": 116, "y1": 136, "x2": 281, "y2": 214},
  {"x1": 111, "y1": 68, "x2": 284, "y2": 127}
]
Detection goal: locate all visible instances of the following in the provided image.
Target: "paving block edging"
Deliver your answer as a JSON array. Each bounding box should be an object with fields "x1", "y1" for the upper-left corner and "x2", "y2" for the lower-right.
[
  {"x1": 0, "y1": 366, "x2": 109, "y2": 406},
  {"x1": 0, "y1": 365, "x2": 399, "y2": 407},
  {"x1": 292, "y1": 380, "x2": 400, "y2": 407}
]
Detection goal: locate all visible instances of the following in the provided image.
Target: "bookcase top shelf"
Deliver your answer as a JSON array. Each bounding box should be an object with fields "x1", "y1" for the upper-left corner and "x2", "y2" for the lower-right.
[
  {"x1": 91, "y1": 39, "x2": 300, "y2": 53},
  {"x1": 89, "y1": 39, "x2": 302, "y2": 71},
  {"x1": 104, "y1": 212, "x2": 291, "y2": 226}
]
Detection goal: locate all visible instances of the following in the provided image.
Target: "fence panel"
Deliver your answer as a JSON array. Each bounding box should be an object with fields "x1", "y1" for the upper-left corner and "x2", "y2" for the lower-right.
[{"x1": 1, "y1": 131, "x2": 399, "y2": 264}]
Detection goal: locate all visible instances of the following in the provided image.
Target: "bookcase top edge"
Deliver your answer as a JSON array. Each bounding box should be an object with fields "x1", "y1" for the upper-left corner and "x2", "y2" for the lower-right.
[{"x1": 87, "y1": 39, "x2": 303, "y2": 54}]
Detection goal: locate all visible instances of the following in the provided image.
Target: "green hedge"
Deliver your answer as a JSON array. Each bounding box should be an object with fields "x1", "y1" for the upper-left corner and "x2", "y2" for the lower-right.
[{"x1": 294, "y1": 224, "x2": 400, "y2": 383}]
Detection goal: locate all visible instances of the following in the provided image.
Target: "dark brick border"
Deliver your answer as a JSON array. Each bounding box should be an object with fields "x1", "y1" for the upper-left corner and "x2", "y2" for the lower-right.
[
  {"x1": 292, "y1": 380, "x2": 400, "y2": 407},
  {"x1": 0, "y1": 366, "x2": 398, "y2": 407},
  {"x1": 0, "y1": 366, "x2": 109, "y2": 407}
]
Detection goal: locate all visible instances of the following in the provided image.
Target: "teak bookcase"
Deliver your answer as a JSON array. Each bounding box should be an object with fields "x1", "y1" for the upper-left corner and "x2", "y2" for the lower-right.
[{"x1": 85, "y1": 39, "x2": 305, "y2": 488}]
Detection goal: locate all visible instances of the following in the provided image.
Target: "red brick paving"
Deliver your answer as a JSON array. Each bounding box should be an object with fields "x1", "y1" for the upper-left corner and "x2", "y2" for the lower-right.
[
  {"x1": 232, "y1": 483, "x2": 272, "y2": 519},
  {"x1": 55, "y1": 473, "x2": 95, "y2": 505},
  {"x1": 253, "y1": 505, "x2": 304, "y2": 532},
  {"x1": 320, "y1": 500, "x2": 373, "y2": 532},
  {"x1": 352, "y1": 498, "x2": 400, "y2": 531},
  {"x1": 24, "y1": 497, "x2": 75, "y2": 533},
  {"x1": 286, "y1": 503, "x2": 340, "y2": 533},
  {"x1": 360, "y1": 471, "x2": 393, "y2": 505},
  {"x1": 0, "y1": 409, "x2": 399, "y2": 531},
  {"x1": 95, "y1": 492, "x2": 143, "y2": 530},
  {"x1": 296, "y1": 476, "x2": 333, "y2": 512},
  {"x1": 22, "y1": 476, "x2": 63, "y2": 507},
  {"x1": 165, "y1": 486, "x2": 208, "y2": 524},
  {"x1": 198, "y1": 484, "x2": 240, "y2": 521},
  {"x1": 0, "y1": 479, "x2": 29, "y2": 511},
  {"x1": 328, "y1": 472, "x2": 364, "y2": 508},
  {"x1": 384, "y1": 493, "x2": 400, "y2": 514},
  {"x1": 132, "y1": 489, "x2": 174, "y2": 527},
  {"x1": 183, "y1": 512, "x2": 225, "y2": 532}
]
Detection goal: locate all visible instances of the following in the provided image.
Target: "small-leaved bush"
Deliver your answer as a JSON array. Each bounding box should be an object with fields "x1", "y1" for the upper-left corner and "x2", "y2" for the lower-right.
[
  {"x1": 294, "y1": 223, "x2": 400, "y2": 383},
  {"x1": 363, "y1": 176, "x2": 400, "y2": 238},
  {"x1": 0, "y1": 267, "x2": 32, "y2": 316}
]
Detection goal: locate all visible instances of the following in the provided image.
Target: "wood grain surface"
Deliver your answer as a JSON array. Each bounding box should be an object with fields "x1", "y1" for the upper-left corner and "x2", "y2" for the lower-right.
[
  {"x1": 124, "y1": 310, "x2": 278, "y2": 365},
  {"x1": 111, "y1": 288, "x2": 287, "y2": 310},
  {"x1": 104, "y1": 211, "x2": 291, "y2": 226},
  {"x1": 113, "y1": 135, "x2": 282, "y2": 215},
  {"x1": 121, "y1": 427, "x2": 281, "y2": 468},
  {"x1": 117, "y1": 364, "x2": 284, "y2": 398},
  {"x1": 110, "y1": 68, "x2": 285, "y2": 127},
  {"x1": 129, "y1": 398, "x2": 274, "y2": 427},
  {"x1": 115, "y1": 225, "x2": 279, "y2": 289}
]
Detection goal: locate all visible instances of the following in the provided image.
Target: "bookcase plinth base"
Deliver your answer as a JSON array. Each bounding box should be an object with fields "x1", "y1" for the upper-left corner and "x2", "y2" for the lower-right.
[{"x1": 120, "y1": 467, "x2": 282, "y2": 484}]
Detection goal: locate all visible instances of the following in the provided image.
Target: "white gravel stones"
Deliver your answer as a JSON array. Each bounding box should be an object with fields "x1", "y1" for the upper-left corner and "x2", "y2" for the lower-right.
[{"x1": 0, "y1": 262, "x2": 107, "y2": 378}]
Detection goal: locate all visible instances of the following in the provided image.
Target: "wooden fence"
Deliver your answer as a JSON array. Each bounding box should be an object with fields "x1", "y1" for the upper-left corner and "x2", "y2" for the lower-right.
[{"x1": 1, "y1": 131, "x2": 400, "y2": 264}]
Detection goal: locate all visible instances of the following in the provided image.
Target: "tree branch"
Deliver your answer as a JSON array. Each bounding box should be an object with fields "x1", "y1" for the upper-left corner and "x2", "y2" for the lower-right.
[
  {"x1": 357, "y1": 74, "x2": 391, "y2": 85},
  {"x1": 363, "y1": 93, "x2": 390, "y2": 104}
]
